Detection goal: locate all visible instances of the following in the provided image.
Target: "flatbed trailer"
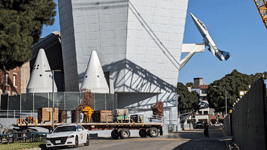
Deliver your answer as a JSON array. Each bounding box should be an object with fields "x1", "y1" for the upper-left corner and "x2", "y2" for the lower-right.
[{"x1": 13, "y1": 122, "x2": 164, "y2": 139}]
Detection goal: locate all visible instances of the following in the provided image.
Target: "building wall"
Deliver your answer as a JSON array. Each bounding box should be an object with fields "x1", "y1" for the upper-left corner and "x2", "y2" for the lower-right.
[
  {"x1": 125, "y1": 0, "x2": 186, "y2": 88},
  {"x1": 193, "y1": 78, "x2": 203, "y2": 88},
  {"x1": 58, "y1": 0, "x2": 188, "y2": 92},
  {"x1": 58, "y1": 0, "x2": 189, "y2": 131},
  {"x1": 21, "y1": 62, "x2": 30, "y2": 94},
  {"x1": 0, "y1": 66, "x2": 23, "y2": 95},
  {"x1": 0, "y1": 63, "x2": 30, "y2": 109},
  {"x1": 58, "y1": 0, "x2": 78, "y2": 91}
]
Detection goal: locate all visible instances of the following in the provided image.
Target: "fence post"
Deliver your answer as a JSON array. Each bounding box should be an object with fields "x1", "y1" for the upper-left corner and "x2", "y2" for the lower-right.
[
  {"x1": 20, "y1": 94, "x2": 21, "y2": 116},
  {"x1": 64, "y1": 92, "x2": 65, "y2": 110},
  {"x1": 7, "y1": 95, "x2": 9, "y2": 118},
  {"x1": 48, "y1": 92, "x2": 49, "y2": 107},
  {"x1": 93, "y1": 93, "x2": 95, "y2": 110},
  {"x1": 33, "y1": 93, "x2": 35, "y2": 113}
]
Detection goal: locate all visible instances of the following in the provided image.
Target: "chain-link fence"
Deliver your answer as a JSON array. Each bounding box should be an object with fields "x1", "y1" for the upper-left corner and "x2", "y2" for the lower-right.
[{"x1": 1, "y1": 92, "x2": 118, "y2": 112}]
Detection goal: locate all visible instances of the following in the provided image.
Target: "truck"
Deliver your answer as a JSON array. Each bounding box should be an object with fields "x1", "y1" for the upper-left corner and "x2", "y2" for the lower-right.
[
  {"x1": 12, "y1": 106, "x2": 164, "y2": 139},
  {"x1": 13, "y1": 119, "x2": 164, "y2": 139}
]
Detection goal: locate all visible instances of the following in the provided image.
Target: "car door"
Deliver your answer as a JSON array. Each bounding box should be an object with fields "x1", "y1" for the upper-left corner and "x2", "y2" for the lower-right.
[
  {"x1": 81, "y1": 126, "x2": 87, "y2": 143},
  {"x1": 77, "y1": 125, "x2": 85, "y2": 143}
]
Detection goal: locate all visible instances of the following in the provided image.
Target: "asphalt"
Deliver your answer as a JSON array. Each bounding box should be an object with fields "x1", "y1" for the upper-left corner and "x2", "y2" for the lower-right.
[
  {"x1": 83, "y1": 126, "x2": 236, "y2": 150},
  {"x1": 167, "y1": 126, "x2": 234, "y2": 150}
]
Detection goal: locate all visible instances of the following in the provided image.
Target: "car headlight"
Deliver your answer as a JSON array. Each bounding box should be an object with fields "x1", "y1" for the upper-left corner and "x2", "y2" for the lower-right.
[{"x1": 68, "y1": 135, "x2": 75, "y2": 138}]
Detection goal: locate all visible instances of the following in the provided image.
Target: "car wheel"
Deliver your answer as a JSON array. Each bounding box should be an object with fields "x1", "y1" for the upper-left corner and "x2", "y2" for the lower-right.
[
  {"x1": 84, "y1": 135, "x2": 89, "y2": 146},
  {"x1": 74, "y1": 136, "x2": 78, "y2": 148}
]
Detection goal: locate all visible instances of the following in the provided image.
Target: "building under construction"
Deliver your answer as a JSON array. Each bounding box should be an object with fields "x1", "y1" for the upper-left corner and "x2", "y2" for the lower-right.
[{"x1": 56, "y1": 0, "x2": 190, "y2": 131}]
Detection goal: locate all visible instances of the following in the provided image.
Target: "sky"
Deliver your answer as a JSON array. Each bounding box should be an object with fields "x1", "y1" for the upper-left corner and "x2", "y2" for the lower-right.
[{"x1": 41, "y1": 0, "x2": 267, "y2": 85}]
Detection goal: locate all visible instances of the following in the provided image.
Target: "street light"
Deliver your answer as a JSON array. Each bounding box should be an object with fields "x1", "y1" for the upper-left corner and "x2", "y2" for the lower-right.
[
  {"x1": 213, "y1": 85, "x2": 228, "y2": 115},
  {"x1": 45, "y1": 69, "x2": 61, "y2": 130}
]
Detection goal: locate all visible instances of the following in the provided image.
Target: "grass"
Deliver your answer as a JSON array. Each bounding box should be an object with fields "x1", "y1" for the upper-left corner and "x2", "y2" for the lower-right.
[{"x1": 0, "y1": 141, "x2": 45, "y2": 150}]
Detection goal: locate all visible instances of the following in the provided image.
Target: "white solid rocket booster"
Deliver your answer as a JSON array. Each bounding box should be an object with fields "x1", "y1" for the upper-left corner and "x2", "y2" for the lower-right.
[{"x1": 80, "y1": 51, "x2": 109, "y2": 93}]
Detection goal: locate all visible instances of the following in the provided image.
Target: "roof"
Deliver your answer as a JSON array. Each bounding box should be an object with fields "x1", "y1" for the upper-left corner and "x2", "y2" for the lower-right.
[
  {"x1": 199, "y1": 85, "x2": 208, "y2": 89},
  {"x1": 31, "y1": 31, "x2": 61, "y2": 59}
]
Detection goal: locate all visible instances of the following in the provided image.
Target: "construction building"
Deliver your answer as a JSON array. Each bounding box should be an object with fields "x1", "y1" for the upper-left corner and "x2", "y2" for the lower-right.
[{"x1": 57, "y1": 0, "x2": 190, "y2": 131}]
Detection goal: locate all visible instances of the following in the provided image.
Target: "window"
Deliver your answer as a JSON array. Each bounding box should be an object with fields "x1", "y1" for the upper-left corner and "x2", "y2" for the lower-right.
[
  {"x1": 12, "y1": 91, "x2": 17, "y2": 96},
  {"x1": 13, "y1": 74, "x2": 16, "y2": 87},
  {"x1": 204, "y1": 111, "x2": 208, "y2": 115},
  {"x1": 54, "y1": 126, "x2": 77, "y2": 133},
  {"x1": 202, "y1": 89, "x2": 208, "y2": 94},
  {"x1": 5, "y1": 74, "x2": 9, "y2": 86},
  {"x1": 198, "y1": 111, "x2": 202, "y2": 115},
  {"x1": 77, "y1": 125, "x2": 84, "y2": 130}
]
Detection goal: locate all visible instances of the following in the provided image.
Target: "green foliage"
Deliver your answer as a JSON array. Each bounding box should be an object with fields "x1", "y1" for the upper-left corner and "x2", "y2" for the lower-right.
[
  {"x1": 208, "y1": 69, "x2": 267, "y2": 112},
  {"x1": 0, "y1": 0, "x2": 56, "y2": 70},
  {"x1": 177, "y1": 82, "x2": 199, "y2": 113},
  {"x1": 186, "y1": 82, "x2": 193, "y2": 87}
]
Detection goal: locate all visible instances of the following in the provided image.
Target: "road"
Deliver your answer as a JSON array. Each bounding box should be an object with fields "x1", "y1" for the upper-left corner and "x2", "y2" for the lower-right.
[{"x1": 48, "y1": 126, "x2": 231, "y2": 150}]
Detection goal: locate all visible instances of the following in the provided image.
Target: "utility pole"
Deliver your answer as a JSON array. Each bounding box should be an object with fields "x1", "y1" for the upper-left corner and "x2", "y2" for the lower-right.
[
  {"x1": 213, "y1": 86, "x2": 227, "y2": 115},
  {"x1": 46, "y1": 69, "x2": 61, "y2": 130}
]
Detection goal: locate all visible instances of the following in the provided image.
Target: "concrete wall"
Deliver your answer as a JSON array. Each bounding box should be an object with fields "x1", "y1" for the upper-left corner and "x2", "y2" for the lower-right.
[
  {"x1": 58, "y1": 0, "x2": 189, "y2": 131},
  {"x1": 226, "y1": 77, "x2": 267, "y2": 150},
  {"x1": 223, "y1": 114, "x2": 231, "y2": 136},
  {"x1": 58, "y1": 0, "x2": 78, "y2": 91},
  {"x1": 58, "y1": 0, "x2": 188, "y2": 92}
]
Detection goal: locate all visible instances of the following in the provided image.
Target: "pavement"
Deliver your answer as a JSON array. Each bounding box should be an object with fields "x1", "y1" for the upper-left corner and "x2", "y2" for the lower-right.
[
  {"x1": 168, "y1": 126, "x2": 235, "y2": 150},
  {"x1": 5, "y1": 126, "x2": 237, "y2": 150},
  {"x1": 83, "y1": 126, "x2": 236, "y2": 150}
]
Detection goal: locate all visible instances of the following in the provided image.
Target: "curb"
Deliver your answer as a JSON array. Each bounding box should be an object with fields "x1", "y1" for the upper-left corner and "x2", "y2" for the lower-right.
[
  {"x1": 222, "y1": 131, "x2": 238, "y2": 150},
  {"x1": 20, "y1": 148, "x2": 42, "y2": 150}
]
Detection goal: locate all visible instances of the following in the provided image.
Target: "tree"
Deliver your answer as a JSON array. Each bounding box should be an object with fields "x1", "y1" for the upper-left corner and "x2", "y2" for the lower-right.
[
  {"x1": 208, "y1": 69, "x2": 267, "y2": 112},
  {"x1": 0, "y1": 0, "x2": 56, "y2": 70},
  {"x1": 186, "y1": 82, "x2": 193, "y2": 87},
  {"x1": 177, "y1": 82, "x2": 199, "y2": 113}
]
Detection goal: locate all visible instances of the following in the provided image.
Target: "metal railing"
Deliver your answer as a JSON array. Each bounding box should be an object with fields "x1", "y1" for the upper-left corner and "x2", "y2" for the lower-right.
[{"x1": 0, "y1": 110, "x2": 36, "y2": 118}]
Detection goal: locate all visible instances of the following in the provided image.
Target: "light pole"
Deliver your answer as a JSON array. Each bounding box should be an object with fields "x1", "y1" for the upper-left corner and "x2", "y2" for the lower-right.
[
  {"x1": 213, "y1": 85, "x2": 227, "y2": 115},
  {"x1": 46, "y1": 69, "x2": 61, "y2": 130}
]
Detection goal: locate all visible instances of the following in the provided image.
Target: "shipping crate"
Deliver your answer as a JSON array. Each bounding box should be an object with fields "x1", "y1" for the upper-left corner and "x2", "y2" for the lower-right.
[
  {"x1": 92, "y1": 110, "x2": 113, "y2": 123},
  {"x1": 113, "y1": 109, "x2": 128, "y2": 116},
  {"x1": 38, "y1": 108, "x2": 59, "y2": 123}
]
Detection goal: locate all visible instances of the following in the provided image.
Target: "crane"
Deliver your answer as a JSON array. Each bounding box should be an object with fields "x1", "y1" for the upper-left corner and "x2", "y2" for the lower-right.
[{"x1": 254, "y1": 0, "x2": 267, "y2": 28}]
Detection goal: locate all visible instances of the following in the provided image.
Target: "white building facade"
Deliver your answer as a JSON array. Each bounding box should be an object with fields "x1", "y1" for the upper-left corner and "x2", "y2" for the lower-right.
[
  {"x1": 58, "y1": 0, "x2": 189, "y2": 130},
  {"x1": 189, "y1": 78, "x2": 215, "y2": 124}
]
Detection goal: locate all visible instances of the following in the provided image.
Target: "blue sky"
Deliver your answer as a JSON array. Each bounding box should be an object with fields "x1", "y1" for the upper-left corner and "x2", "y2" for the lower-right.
[{"x1": 42, "y1": 0, "x2": 267, "y2": 85}]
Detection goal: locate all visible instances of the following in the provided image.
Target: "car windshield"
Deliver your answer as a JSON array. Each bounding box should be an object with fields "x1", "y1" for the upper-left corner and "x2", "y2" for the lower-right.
[{"x1": 53, "y1": 126, "x2": 77, "y2": 133}]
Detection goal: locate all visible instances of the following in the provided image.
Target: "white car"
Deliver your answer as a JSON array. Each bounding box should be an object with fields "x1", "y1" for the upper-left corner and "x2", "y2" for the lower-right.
[
  {"x1": 46, "y1": 124, "x2": 90, "y2": 148},
  {"x1": 213, "y1": 122, "x2": 223, "y2": 126}
]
